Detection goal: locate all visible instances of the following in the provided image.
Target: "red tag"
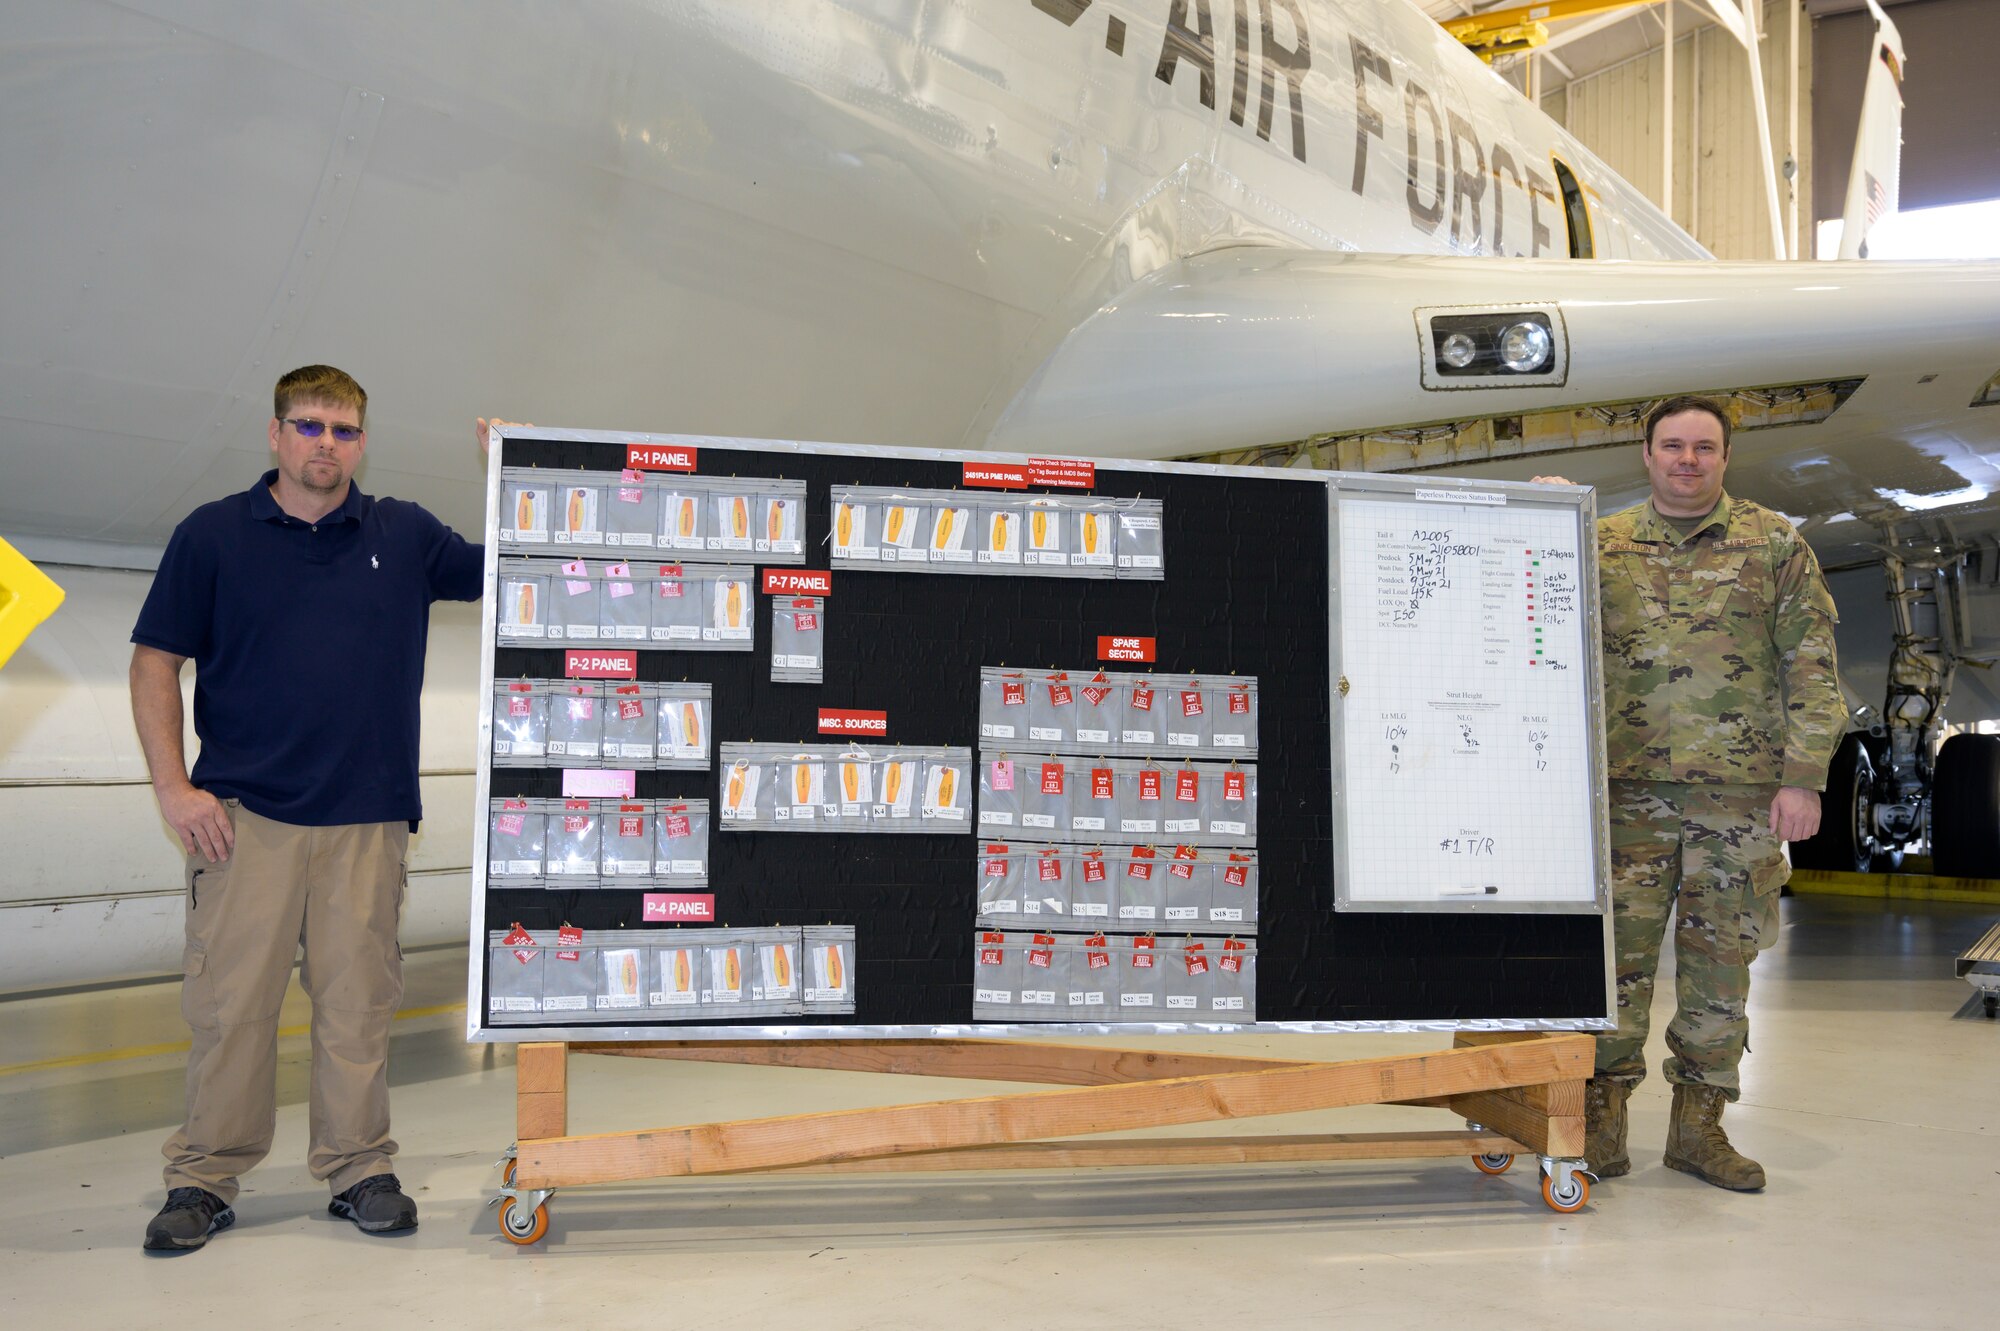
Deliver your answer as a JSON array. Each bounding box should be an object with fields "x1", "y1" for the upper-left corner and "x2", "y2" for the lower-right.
[
  {"x1": 985, "y1": 848, "x2": 1010, "y2": 877},
  {"x1": 563, "y1": 814, "x2": 590, "y2": 833},
  {"x1": 1127, "y1": 846, "x2": 1156, "y2": 880},
  {"x1": 817, "y1": 709, "x2": 887, "y2": 736},
  {"x1": 656, "y1": 563, "x2": 685, "y2": 577},
  {"x1": 1090, "y1": 768, "x2": 1114, "y2": 801},
  {"x1": 1170, "y1": 845, "x2": 1197, "y2": 879},
  {"x1": 618, "y1": 815, "x2": 644, "y2": 838},
  {"x1": 1181, "y1": 690, "x2": 1204, "y2": 718},
  {"x1": 618, "y1": 698, "x2": 644, "y2": 721},
  {"x1": 503, "y1": 923, "x2": 535, "y2": 947},
  {"x1": 1038, "y1": 854, "x2": 1062, "y2": 883},
  {"x1": 1132, "y1": 936, "x2": 1156, "y2": 968},
  {"x1": 503, "y1": 798, "x2": 528, "y2": 810},
  {"x1": 665, "y1": 812, "x2": 692, "y2": 838},
  {"x1": 1139, "y1": 770, "x2": 1162, "y2": 802},
  {"x1": 642, "y1": 893, "x2": 714, "y2": 921},
  {"x1": 1224, "y1": 862, "x2": 1249, "y2": 888},
  {"x1": 1082, "y1": 853, "x2": 1107, "y2": 884},
  {"x1": 1086, "y1": 934, "x2": 1110, "y2": 969},
  {"x1": 1097, "y1": 635, "x2": 1156, "y2": 663},
  {"x1": 512, "y1": 948, "x2": 538, "y2": 965},
  {"x1": 1132, "y1": 685, "x2": 1154, "y2": 712},
  {"x1": 564, "y1": 798, "x2": 590, "y2": 810},
  {"x1": 558, "y1": 924, "x2": 584, "y2": 946},
  {"x1": 626, "y1": 442, "x2": 697, "y2": 471},
  {"x1": 1175, "y1": 770, "x2": 1199, "y2": 803},
  {"x1": 1040, "y1": 763, "x2": 1065, "y2": 796},
  {"x1": 1185, "y1": 943, "x2": 1210, "y2": 976},
  {"x1": 979, "y1": 930, "x2": 1006, "y2": 967},
  {"x1": 1081, "y1": 672, "x2": 1112, "y2": 706},
  {"x1": 1028, "y1": 934, "x2": 1055, "y2": 968},
  {"x1": 1224, "y1": 770, "x2": 1246, "y2": 803},
  {"x1": 1228, "y1": 689, "x2": 1250, "y2": 715},
  {"x1": 1002, "y1": 679, "x2": 1026, "y2": 706},
  {"x1": 495, "y1": 812, "x2": 525, "y2": 836},
  {"x1": 761, "y1": 568, "x2": 833, "y2": 596},
  {"x1": 657, "y1": 577, "x2": 684, "y2": 598},
  {"x1": 508, "y1": 697, "x2": 531, "y2": 717},
  {"x1": 564, "y1": 649, "x2": 637, "y2": 679},
  {"x1": 1221, "y1": 939, "x2": 1246, "y2": 973},
  {"x1": 1048, "y1": 681, "x2": 1074, "y2": 707},
  {"x1": 794, "y1": 612, "x2": 819, "y2": 631}
]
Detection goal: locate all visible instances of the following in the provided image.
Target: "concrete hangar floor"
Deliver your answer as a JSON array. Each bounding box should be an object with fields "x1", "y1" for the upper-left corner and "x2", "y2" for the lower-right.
[{"x1": 0, "y1": 895, "x2": 1992, "y2": 1330}]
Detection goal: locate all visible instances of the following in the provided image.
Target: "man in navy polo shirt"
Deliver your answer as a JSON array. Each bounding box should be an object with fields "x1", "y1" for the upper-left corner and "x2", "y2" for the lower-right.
[{"x1": 130, "y1": 365, "x2": 484, "y2": 1251}]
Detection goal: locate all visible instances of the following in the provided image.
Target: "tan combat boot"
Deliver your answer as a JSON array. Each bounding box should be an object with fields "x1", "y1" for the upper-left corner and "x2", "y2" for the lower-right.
[
  {"x1": 1583, "y1": 1079, "x2": 1631, "y2": 1178},
  {"x1": 1663, "y1": 1083, "x2": 1766, "y2": 1191}
]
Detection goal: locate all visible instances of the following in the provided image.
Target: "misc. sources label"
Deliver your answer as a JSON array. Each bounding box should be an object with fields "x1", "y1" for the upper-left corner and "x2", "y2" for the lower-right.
[
  {"x1": 1097, "y1": 635, "x2": 1156, "y2": 662},
  {"x1": 625, "y1": 442, "x2": 698, "y2": 472},
  {"x1": 762, "y1": 568, "x2": 832, "y2": 596},
  {"x1": 817, "y1": 709, "x2": 888, "y2": 736},
  {"x1": 564, "y1": 648, "x2": 638, "y2": 679},
  {"x1": 642, "y1": 893, "x2": 716, "y2": 922}
]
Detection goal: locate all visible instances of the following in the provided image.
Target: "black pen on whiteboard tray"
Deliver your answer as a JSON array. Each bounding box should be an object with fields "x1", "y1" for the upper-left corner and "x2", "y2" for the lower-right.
[{"x1": 1440, "y1": 886, "x2": 1501, "y2": 896}]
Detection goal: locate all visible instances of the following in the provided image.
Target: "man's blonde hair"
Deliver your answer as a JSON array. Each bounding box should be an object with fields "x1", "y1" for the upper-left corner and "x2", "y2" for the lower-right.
[{"x1": 274, "y1": 365, "x2": 367, "y2": 428}]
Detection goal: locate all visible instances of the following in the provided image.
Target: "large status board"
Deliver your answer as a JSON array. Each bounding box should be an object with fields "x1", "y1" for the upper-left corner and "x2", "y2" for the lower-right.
[{"x1": 466, "y1": 430, "x2": 1613, "y2": 1042}]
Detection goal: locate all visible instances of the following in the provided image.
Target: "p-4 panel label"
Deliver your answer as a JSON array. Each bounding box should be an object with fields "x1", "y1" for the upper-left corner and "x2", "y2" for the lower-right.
[
  {"x1": 626, "y1": 442, "x2": 698, "y2": 472},
  {"x1": 642, "y1": 893, "x2": 716, "y2": 922},
  {"x1": 818, "y1": 709, "x2": 888, "y2": 737}
]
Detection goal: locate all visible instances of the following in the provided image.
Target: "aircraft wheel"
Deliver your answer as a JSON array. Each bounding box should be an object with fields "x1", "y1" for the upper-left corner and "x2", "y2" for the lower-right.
[
  {"x1": 1472, "y1": 1153, "x2": 1514, "y2": 1175},
  {"x1": 1931, "y1": 734, "x2": 2000, "y2": 880},
  {"x1": 1790, "y1": 734, "x2": 1876, "y2": 872},
  {"x1": 499, "y1": 1197, "x2": 550, "y2": 1245}
]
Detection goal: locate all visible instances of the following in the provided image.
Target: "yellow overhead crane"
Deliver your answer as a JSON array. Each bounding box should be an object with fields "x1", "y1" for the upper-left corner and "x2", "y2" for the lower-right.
[{"x1": 1443, "y1": 0, "x2": 1662, "y2": 62}]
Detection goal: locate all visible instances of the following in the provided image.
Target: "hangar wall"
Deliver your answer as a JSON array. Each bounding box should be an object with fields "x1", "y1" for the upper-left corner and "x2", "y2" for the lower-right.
[{"x1": 1542, "y1": 2, "x2": 1813, "y2": 261}]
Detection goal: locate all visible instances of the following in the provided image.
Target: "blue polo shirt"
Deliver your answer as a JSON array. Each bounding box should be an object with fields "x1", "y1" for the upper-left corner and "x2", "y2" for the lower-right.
[{"x1": 133, "y1": 470, "x2": 484, "y2": 827}]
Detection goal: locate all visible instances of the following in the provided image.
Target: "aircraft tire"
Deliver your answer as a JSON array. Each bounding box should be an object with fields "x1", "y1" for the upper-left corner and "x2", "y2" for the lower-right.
[
  {"x1": 1790, "y1": 733, "x2": 1877, "y2": 873},
  {"x1": 1931, "y1": 733, "x2": 2000, "y2": 881}
]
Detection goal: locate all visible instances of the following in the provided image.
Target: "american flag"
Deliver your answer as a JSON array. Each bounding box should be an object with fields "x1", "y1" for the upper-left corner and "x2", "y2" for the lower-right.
[{"x1": 1864, "y1": 172, "x2": 1889, "y2": 228}]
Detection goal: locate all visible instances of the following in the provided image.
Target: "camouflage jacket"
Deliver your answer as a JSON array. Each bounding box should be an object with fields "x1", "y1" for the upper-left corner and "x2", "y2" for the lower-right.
[{"x1": 1598, "y1": 492, "x2": 1846, "y2": 787}]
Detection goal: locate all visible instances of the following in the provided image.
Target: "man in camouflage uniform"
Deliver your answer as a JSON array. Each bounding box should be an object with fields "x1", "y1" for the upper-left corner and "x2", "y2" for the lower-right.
[{"x1": 1542, "y1": 394, "x2": 1845, "y2": 1191}]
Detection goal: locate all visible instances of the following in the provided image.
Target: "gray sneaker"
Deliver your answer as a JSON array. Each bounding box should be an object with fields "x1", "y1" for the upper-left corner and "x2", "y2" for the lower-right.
[
  {"x1": 328, "y1": 1172, "x2": 418, "y2": 1235},
  {"x1": 143, "y1": 1187, "x2": 235, "y2": 1252}
]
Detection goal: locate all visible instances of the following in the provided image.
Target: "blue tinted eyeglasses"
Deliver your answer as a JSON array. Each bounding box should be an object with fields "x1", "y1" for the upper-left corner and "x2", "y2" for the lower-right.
[{"x1": 282, "y1": 417, "x2": 364, "y2": 442}]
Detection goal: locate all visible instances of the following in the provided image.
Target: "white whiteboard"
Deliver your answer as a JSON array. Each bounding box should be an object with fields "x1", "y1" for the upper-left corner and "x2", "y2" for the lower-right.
[{"x1": 1332, "y1": 484, "x2": 1603, "y2": 911}]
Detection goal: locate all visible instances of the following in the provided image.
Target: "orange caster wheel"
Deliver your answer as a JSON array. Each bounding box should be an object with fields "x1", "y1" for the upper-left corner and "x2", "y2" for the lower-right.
[
  {"x1": 499, "y1": 1197, "x2": 550, "y2": 1245},
  {"x1": 1472, "y1": 1152, "x2": 1514, "y2": 1175},
  {"x1": 501, "y1": 1158, "x2": 517, "y2": 1187},
  {"x1": 1542, "y1": 1170, "x2": 1589, "y2": 1213}
]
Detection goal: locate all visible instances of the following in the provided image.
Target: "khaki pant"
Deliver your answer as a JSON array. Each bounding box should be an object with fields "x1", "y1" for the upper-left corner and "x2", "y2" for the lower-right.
[
  {"x1": 163, "y1": 802, "x2": 409, "y2": 1201},
  {"x1": 1595, "y1": 780, "x2": 1788, "y2": 1101}
]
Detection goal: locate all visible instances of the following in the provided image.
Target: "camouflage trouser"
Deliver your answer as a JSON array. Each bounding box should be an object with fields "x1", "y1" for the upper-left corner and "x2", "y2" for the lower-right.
[{"x1": 1596, "y1": 780, "x2": 1790, "y2": 1100}]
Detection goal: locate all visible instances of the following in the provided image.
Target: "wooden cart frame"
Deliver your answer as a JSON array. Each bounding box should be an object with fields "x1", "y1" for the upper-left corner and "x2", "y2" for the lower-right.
[{"x1": 492, "y1": 1030, "x2": 1593, "y2": 1244}]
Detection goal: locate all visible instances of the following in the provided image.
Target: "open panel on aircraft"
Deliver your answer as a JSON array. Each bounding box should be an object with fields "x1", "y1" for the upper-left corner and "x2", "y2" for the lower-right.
[{"x1": 468, "y1": 431, "x2": 1612, "y2": 1040}]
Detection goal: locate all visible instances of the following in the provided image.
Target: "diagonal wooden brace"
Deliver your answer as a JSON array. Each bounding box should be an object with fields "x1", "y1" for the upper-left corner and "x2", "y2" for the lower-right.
[{"x1": 514, "y1": 1034, "x2": 1590, "y2": 1188}]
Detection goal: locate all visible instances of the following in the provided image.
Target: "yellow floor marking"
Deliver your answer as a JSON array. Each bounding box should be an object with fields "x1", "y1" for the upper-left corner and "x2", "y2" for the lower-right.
[
  {"x1": 1789, "y1": 869, "x2": 2000, "y2": 905},
  {"x1": 0, "y1": 1000, "x2": 467, "y2": 1078}
]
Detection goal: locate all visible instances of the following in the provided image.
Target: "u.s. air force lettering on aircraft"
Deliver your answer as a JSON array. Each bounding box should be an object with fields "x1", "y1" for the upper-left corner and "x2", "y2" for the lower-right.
[{"x1": 1030, "y1": 0, "x2": 1563, "y2": 256}]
